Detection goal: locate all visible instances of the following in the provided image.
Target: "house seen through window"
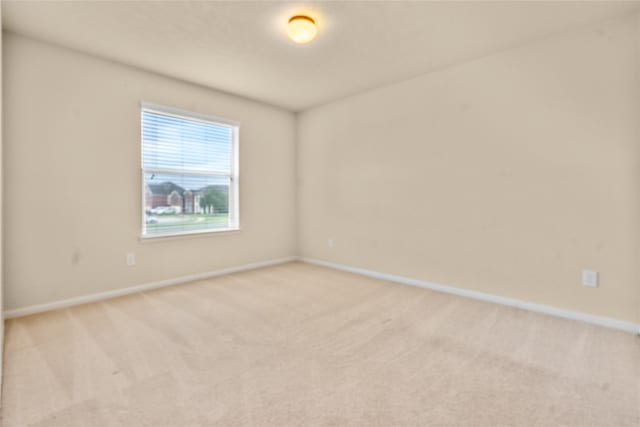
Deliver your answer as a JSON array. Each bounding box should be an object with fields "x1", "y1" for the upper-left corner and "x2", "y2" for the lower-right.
[{"x1": 141, "y1": 104, "x2": 239, "y2": 237}]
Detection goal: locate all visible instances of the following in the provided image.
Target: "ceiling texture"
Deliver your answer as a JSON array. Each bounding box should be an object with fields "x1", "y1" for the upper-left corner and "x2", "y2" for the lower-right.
[{"x1": 3, "y1": 1, "x2": 639, "y2": 111}]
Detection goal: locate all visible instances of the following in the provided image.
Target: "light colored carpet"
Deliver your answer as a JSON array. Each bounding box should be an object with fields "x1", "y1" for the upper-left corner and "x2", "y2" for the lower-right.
[{"x1": 2, "y1": 262, "x2": 639, "y2": 426}]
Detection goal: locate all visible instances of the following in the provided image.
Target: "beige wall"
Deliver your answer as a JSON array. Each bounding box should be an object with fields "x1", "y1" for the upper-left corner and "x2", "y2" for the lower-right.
[
  {"x1": 0, "y1": 3, "x2": 4, "y2": 391},
  {"x1": 3, "y1": 33, "x2": 296, "y2": 311},
  {"x1": 298, "y1": 14, "x2": 640, "y2": 323}
]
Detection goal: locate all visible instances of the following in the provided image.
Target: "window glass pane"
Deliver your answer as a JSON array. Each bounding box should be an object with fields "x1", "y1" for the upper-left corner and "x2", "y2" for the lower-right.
[
  {"x1": 142, "y1": 110, "x2": 232, "y2": 174},
  {"x1": 144, "y1": 172, "x2": 231, "y2": 236}
]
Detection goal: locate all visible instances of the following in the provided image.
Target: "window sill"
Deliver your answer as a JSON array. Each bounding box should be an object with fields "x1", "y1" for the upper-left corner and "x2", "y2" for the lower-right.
[{"x1": 139, "y1": 227, "x2": 241, "y2": 242}]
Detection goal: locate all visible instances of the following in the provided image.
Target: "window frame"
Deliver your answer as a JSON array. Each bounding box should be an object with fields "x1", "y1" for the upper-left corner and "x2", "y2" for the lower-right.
[{"x1": 139, "y1": 102, "x2": 240, "y2": 240}]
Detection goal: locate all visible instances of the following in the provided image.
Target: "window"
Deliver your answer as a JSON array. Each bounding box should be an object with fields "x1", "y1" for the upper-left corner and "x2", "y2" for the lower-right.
[{"x1": 141, "y1": 103, "x2": 239, "y2": 238}]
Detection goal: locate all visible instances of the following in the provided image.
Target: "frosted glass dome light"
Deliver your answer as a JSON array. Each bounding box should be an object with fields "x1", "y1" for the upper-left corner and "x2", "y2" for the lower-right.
[{"x1": 287, "y1": 15, "x2": 317, "y2": 44}]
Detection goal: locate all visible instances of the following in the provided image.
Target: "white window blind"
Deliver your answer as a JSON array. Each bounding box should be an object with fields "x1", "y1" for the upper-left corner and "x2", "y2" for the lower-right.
[{"x1": 141, "y1": 104, "x2": 239, "y2": 237}]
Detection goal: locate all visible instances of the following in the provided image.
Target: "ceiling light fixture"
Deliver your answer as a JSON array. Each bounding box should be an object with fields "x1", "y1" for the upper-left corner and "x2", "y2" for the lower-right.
[{"x1": 287, "y1": 15, "x2": 317, "y2": 44}]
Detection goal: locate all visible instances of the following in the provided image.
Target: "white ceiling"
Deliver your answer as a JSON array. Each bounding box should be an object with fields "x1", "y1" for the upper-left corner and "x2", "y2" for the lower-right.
[{"x1": 3, "y1": 1, "x2": 639, "y2": 111}]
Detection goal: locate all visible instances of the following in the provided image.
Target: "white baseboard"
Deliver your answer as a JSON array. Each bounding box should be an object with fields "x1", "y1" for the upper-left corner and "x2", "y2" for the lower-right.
[
  {"x1": 3, "y1": 256, "x2": 298, "y2": 319},
  {"x1": 6, "y1": 255, "x2": 638, "y2": 335},
  {"x1": 301, "y1": 257, "x2": 640, "y2": 335}
]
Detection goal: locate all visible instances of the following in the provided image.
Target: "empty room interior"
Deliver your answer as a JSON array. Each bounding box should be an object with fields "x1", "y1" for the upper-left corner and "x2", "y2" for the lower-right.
[{"x1": 1, "y1": 0, "x2": 640, "y2": 425}]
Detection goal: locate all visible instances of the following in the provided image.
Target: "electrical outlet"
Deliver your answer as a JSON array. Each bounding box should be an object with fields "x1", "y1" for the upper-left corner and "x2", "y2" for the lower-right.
[
  {"x1": 328, "y1": 238, "x2": 334, "y2": 249},
  {"x1": 582, "y1": 270, "x2": 598, "y2": 288},
  {"x1": 126, "y1": 253, "x2": 136, "y2": 266}
]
